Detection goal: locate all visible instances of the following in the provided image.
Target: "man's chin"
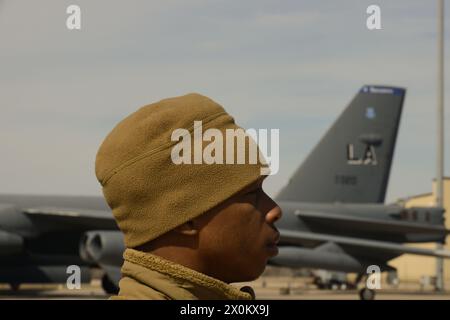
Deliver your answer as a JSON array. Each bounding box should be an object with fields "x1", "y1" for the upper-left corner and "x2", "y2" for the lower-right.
[
  {"x1": 233, "y1": 264, "x2": 267, "y2": 283},
  {"x1": 265, "y1": 243, "x2": 279, "y2": 257}
]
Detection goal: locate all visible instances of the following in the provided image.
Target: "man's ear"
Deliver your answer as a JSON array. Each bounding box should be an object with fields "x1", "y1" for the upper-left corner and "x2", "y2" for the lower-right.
[{"x1": 175, "y1": 220, "x2": 198, "y2": 236}]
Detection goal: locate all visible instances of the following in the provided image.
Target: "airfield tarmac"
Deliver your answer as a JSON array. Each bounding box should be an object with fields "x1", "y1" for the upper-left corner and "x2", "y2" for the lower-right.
[{"x1": 1, "y1": 276, "x2": 449, "y2": 300}]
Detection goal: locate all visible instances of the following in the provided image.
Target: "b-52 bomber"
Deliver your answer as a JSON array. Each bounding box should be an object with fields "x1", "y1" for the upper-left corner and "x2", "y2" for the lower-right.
[{"x1": 0, "y1": 86, "x2": 448, "y2": 300}]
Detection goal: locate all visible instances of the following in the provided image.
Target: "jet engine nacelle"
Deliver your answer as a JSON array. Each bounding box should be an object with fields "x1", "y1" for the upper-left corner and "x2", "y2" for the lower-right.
[{"x1": 79, "y1": 230, "x2": 125, "y2": 266}]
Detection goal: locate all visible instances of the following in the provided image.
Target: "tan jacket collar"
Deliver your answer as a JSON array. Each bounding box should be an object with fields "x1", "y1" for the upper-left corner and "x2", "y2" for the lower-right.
[{"x1": 121, "y1": 248, "x2": 255, "y2": 300}]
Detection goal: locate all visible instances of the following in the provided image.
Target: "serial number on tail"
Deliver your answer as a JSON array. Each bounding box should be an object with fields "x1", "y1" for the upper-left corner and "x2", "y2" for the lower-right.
[{"x1": 335, "y1": 174, "x2": 358, "y2": 185}]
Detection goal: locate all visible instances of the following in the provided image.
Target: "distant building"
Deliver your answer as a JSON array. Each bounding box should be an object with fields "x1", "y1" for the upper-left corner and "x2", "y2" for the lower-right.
[{"x1": 390, "y1": 177, "x2": 450, "y2": 287}]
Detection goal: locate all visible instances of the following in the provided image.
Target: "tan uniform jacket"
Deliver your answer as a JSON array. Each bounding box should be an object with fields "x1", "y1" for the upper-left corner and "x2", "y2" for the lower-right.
[{"x1": 110, "y1": 248, "x2": 255, "y2": 300}]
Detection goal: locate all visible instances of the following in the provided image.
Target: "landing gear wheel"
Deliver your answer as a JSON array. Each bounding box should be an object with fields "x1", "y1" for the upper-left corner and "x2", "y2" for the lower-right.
[
  {"x1": 359, "y1": 288, "x2": 375, "y2": 300},
  {"x1": 101, "y1": 275, "x2": 119, "y2": 295}
]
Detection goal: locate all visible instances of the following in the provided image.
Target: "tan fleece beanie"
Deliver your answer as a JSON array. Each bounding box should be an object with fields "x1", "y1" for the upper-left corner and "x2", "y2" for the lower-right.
[{"x1": 95, "y1": 93, "x2": 265, "y2": 248}]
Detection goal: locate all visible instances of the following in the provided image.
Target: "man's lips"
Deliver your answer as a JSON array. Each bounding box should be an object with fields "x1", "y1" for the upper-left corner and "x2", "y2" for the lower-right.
[{"x1": 266, "y1": 230, "x2": 280, "y2": 247}]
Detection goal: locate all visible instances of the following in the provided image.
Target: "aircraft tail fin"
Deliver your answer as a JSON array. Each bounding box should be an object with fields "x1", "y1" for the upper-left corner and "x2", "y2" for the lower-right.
[{"x1": 277, "y1": 85, "x2": 406, "y2": 203}]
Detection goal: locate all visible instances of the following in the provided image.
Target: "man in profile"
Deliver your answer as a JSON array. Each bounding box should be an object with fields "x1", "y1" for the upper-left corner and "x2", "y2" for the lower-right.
[{"x1": 95, "y1": 93, "x2": 282, "y2": 299}]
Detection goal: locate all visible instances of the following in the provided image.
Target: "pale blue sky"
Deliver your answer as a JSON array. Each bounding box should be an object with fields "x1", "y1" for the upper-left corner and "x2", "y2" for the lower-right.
[{"x1": 0, "y1": 0, "x2": 449, "y2": 203}]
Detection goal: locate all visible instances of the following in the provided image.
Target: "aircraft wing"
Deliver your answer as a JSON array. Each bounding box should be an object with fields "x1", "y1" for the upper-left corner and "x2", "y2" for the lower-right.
[
  {"x1": 280, "y1": 229, "x2": 450, "y2": 259},
  {"x1": 23, "y1": 207, "x2": 117, "y2": 232},
  {"x1": 294, "y1": 210, "x2": 449, "y2": 236}
]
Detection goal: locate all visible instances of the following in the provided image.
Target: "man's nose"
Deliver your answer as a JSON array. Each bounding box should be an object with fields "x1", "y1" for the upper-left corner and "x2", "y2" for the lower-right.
[{"x1": 265, "y1": 204, "x2": 282, "y2": 224}]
